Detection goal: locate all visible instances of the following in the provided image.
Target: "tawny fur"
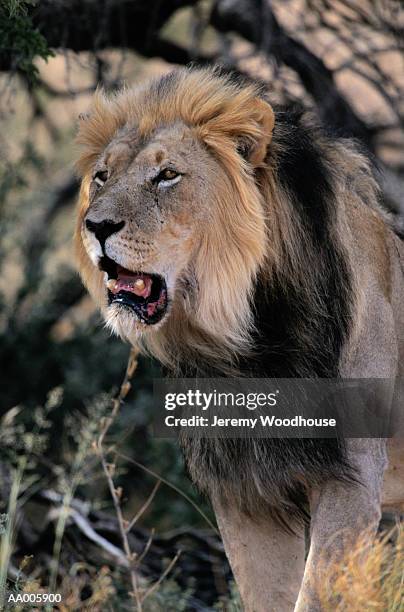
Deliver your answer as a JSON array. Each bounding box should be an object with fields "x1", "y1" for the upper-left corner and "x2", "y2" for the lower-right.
[
  {"x1": 75, "y1": 67, "x2": 404, "y2": 612},
  {"x1": 75, "y1": 69, "x2": 278, "y2": 372},
  {"x1": 75, "y1": 68, "x2": 389, "y2": 376}
]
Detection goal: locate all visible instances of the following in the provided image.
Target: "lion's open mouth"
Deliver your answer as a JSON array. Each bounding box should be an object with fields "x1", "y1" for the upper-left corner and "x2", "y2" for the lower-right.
[{"x1": 99, "y1": 255, "x2": 168, "y2": 325}]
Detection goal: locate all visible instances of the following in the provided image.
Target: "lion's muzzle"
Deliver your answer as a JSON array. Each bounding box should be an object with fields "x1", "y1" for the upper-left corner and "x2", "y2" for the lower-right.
[{"x1": 84, "y1": 215, "x2": 169, "y2": 325}]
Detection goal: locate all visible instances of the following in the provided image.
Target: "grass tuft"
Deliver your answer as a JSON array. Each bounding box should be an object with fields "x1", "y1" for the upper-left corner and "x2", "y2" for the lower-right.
[{"x1": 317, "y1": 526, "x2": 404, "y2": 611}]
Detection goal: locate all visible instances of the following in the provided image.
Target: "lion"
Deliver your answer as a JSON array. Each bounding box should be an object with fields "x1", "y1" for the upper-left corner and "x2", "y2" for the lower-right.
[{"x1": 75, "y1": 67, "x2": 404, "y2": 611}]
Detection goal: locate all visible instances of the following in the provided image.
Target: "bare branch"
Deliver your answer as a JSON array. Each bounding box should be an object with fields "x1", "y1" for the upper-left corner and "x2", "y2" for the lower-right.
[
  {"x1": 126, "y1": 481, "x2": 161, "y2": 535},
  {"x1": 96, "y1": 347, "x2": 142, "y2": 608}
]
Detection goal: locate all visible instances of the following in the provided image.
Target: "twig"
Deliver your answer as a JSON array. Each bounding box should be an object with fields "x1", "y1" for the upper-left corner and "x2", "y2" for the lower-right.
[
  {"x1": 97, "y1": 347, "x2": 139, "y2": 449},
  {"x1": 126, "y1": 480, "x2": 161, "y2": 534},
  {"x1": 136, "y1": 528, "x2": 155, "y2": 566},
  {"x1": 96, "y1": 347, "x2": 143, "y2": 610},
  {"x1": 96, "y1": 348, "x2": 189, "y2": 608},
  {"x1": 113, "y1": 451, "x2": 218, "y2": 533},
  {"x1": 140, "y1": 550, "x2": 182, "y2": 604}
]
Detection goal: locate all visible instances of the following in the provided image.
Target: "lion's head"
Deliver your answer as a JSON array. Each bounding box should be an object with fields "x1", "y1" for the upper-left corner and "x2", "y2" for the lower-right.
[{"x1": 75, "y1": 68, "x2": 276, "y2": 372}]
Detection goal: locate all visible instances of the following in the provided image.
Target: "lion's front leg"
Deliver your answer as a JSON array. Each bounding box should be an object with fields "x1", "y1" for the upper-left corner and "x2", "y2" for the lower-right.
[
  {"x1": 212, "y1": 496, "x2": 306, "y2": 612},
  {"x1": 295, "y1": 439, "x2": 388, "y2": 612}
]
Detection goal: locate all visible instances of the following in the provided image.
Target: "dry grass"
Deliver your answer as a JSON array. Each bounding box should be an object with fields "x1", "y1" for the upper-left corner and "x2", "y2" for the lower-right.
[
  {"x1": 20, "y1": 565, "x2": 115, "y2": 612},
  {"x1": 317, "y1": 526, "x2": 404, "y2": 611}
]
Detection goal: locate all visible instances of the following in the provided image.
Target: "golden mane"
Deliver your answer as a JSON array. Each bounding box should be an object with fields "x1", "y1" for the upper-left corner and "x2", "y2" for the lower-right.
[{"x1": 75, "y1": 68, "x2": 280, "y2": 373}]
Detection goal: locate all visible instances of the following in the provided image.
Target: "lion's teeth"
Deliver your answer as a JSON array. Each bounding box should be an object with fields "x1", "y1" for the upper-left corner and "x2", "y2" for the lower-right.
[
  {"x1": 134, "y1": 278, "x2": 145, "y2": 291},
  {"x1": 106, "y1": 279, "x2": 117, "y2": 291}
]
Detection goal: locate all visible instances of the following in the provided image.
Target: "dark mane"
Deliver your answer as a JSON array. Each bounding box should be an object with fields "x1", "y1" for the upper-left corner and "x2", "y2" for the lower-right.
[
  {"x1": 182, "y1": 109, "x2": 357, "y2": 528},
  {"x1": 250, "y1": 107, "x2": 353, "y2": 378}
]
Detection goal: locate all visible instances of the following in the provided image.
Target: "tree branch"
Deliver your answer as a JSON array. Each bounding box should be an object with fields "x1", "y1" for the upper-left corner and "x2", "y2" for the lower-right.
[{"x1": 211, "y1": 0, "x2": 375, "y2": 148}]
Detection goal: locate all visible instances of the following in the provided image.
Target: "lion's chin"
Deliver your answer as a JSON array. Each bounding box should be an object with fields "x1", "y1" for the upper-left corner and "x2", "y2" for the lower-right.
[{"x1": 103, "y1": 301, "x2": 168, "y2": 340}]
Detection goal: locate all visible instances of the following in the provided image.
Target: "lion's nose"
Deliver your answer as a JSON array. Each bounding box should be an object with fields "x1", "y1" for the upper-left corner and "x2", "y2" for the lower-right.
[{"x1": 85, "y1": 218, "x2": 125, "y2": 244}]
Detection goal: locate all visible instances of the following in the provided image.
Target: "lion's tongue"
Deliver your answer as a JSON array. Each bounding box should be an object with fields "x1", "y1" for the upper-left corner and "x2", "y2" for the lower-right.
[{"x1": 112, "y1": 269, "x2": 152, "y2": 298}]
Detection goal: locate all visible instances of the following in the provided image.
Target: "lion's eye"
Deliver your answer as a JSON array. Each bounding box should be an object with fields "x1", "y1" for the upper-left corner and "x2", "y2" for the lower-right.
[
  {"x1": 93, "y1": 170, "x2": 108, "y2": 187},
  {"x1": 160, "y1": 169, "x2": 177, "y2": 181},
  {"x1": 156, "y1": 168, "x2": 181, "y2": 187}
]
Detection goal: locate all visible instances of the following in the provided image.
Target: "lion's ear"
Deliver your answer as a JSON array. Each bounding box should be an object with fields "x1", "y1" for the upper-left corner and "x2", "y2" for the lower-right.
[{"x1": 240, "y1": 98, "x2": 275, "y2": 167}]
